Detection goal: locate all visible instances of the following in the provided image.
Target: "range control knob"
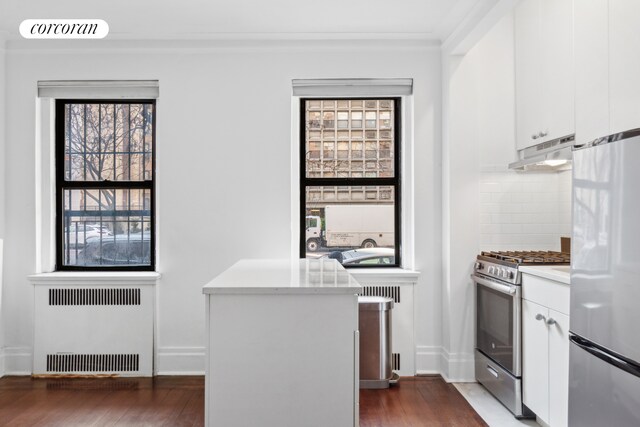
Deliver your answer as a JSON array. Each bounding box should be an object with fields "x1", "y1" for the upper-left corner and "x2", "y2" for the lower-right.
[{"x1": 488, "y1": 266, "x2": 495, "y2": 274}]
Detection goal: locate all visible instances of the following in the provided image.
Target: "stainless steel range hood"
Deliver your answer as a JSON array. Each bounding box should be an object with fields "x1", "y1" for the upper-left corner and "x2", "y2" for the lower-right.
[{"x1": 509, "y1": 134, "x2": 574, "y2": 171}]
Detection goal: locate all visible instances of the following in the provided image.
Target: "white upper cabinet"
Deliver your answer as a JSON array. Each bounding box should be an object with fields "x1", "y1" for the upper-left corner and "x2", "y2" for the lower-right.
[
  {"x1": 575, "y1": 0, "x2": 640, "y2": 142},
  {"x1": 515, "y1": 0, "x2": 542, "y2": 150},
  {"x1": 609, "y1": 0, "x2": 640, "y2": 135},
  {"x1": 574, "y1": 0, "x2": 610, "y2": 145},
  {"x1": 515, "y1": 0, "x2": 574, "y2": 151}
]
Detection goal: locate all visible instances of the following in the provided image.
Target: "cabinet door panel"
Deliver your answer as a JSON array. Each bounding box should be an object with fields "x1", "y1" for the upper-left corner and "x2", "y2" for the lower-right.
[
  {"x1": 515, "y1": 0, "x2": 542, "y2": 150},
  {"x1": 574, "y1": 0, "x2": 609, "y2": 145},
  {"x1": 540, "y1": 0, "x2": 574, "y2": 142},
  {"x1": 549, "y1": 310, "x2": 569, "y2": 427},
  {"x1": 522, "y1": 299, "x2": 549, "y2": 422},
  {"x1": 610, "y1": 0, "x2": 640, "y2": 134}
]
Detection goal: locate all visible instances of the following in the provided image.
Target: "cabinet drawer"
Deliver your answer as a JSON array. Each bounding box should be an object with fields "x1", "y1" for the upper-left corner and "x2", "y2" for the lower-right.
[{"x1": 522, "y1": 273, "x2": 569, "y2": 315}]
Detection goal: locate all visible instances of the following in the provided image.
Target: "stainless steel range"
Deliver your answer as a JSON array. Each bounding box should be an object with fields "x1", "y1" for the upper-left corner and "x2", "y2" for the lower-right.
[{"x1": 472, "y1": 251, "x2": 570, "y2": 418}]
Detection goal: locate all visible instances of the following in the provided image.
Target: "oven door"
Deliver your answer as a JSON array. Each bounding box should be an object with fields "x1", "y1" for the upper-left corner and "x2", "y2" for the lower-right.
[{"x1": 473, "y1": 274, "x2": 521, "y2": 377}]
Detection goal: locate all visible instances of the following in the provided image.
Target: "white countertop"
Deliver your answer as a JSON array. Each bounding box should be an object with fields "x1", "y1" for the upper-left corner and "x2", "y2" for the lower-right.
[
  {"x1": 519, "y1": 265, "x2": 570, "y2": 285},
  {"x1": 203, "y1": 259, "x2": 362, "y2": 295}
]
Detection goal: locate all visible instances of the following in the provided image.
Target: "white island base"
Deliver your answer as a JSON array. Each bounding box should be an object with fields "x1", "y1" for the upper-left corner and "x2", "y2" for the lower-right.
[{"x1": 203, "y1": 259, "x2": 361, "y2": 427}]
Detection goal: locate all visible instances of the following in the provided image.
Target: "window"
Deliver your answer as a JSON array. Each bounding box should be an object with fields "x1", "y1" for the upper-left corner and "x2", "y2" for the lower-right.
[
  {"x1": 56, "y1": 100, "x2": 155, "y2": 270},
  {"x1": 300, "y1": 98, "x2": 400, "y2": 267}
]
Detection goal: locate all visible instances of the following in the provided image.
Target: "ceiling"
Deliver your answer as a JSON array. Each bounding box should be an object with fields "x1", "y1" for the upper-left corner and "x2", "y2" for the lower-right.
[{"x1": 0, "y1": 0, "x2": 485, "y2": 42}]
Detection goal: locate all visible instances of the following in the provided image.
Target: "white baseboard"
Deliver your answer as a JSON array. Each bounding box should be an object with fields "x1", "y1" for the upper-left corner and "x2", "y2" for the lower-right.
[
  {"x1": 155, "y1": 346, "x2": 205, "y2": 375},
  {"x1": 3, "y1": 347, "x2": 32, "y2": 375},
  {"x1": 416, "y1": 346, "x2": 475, "y2": 382},
  {"x1": 415, "y1": 345, "x2": 441, "y2": 374},
  {"x1": 440, "y1": 348, "x2": 475, "y2": 383}
]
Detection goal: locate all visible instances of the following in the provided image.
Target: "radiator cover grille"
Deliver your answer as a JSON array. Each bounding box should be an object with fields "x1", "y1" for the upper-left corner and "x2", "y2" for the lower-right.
[
  {"x1": 34, "y1": 282, "x2": 154, "y2": 377},
  {"x1": 46, "y1": 354, "x2": 140, "y2": 372},
  {"x1": 49, "y1": 288, "x2": 141, "y2": 306},
  {"x1": 392, "y1": 353, "x2": 401, "y2": 371},
  {"x1": 359, "y1": 285, "x2": 400, "y2": 303}
]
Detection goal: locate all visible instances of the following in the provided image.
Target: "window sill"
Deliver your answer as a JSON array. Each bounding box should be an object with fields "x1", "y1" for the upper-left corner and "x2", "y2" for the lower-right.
[
  {"x1": 28, "y1": 271, "x2": 161, "y2": 286},
  {"x1": 347, "y1": 268, "x2": 420, "y2": 284}
]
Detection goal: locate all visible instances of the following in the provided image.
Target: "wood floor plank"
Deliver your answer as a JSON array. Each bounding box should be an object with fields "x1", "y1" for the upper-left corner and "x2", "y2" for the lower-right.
[{"x1": 0, "y1": 375, "x2": 486, "y2": 426}]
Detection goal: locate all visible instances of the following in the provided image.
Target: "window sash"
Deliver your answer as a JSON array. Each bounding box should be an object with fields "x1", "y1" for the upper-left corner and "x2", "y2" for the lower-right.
[
  {"x1": 55, "y1": 99, "x2": 156, "y2": 271},
  {"x1": 300, "y1": 97, "x2": 401, "y2": 267}
]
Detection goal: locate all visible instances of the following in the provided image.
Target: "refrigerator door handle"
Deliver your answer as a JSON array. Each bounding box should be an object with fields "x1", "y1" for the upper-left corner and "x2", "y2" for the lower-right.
[{"x1": 570, "y1": 334, "x2": 640, "y2": 379}]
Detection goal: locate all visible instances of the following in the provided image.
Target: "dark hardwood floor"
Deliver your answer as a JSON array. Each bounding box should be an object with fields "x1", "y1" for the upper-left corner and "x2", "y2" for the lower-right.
[{"x1": 0, "y1": 375, "x2": 487, "y2": 426}]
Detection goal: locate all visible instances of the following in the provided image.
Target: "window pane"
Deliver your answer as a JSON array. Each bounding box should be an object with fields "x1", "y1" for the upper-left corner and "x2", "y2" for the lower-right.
[
  {"x1": 303, "y1": 186, "x2": 396, "y2": 265},
  {"x1": 62, "y1": 188, "x2": 151, "y2": 267},
  {"x1": 304, "y1": 99, "x2": 395, "y2": 177},
  {"x1": 64, "y1": 103, "x2": 154, "y2": 182}
]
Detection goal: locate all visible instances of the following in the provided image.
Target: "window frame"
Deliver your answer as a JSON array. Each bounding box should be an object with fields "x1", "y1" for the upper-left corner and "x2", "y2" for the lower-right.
[
  {"x1": 54, "y1": 99, "x2": 156, "y2": 271},
  {"x1": 299, "y1": 97, "x2": 402, "y2": 268}
]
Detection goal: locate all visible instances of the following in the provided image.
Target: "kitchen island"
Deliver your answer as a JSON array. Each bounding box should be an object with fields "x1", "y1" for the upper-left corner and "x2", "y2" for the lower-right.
[{"x1": 202, "y1": 259, "x2": 361, "y2": 427}]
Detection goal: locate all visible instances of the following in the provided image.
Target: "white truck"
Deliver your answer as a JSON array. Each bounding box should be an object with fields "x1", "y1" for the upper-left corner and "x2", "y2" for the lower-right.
[{"x1": 305, "y1": 205, "x2": 394, "y2": 252}]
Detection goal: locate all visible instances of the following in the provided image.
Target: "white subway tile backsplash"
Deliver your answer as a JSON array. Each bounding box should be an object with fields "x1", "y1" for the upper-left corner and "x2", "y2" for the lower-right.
[
  {"x1": 479, "y1": 171, "x2": 572, "y2": 252},
  {"x1": 491, "y1": 214, "x2": 513, "y2": 224},
  {"x1": 483, "y1": 203, "x2": 502, "y2": 214},
  {"x1": 480, "y1": 182, "x2": 501, "y2": 193},
  {"x1": 522, "y1": 224, "x2": 542, "y2": 233},
  {"x1": 502, "y1": 224, "x2": 523, "y2": 234}
]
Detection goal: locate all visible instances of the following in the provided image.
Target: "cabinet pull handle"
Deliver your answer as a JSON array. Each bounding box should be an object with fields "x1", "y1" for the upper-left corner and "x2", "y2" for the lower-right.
[
  {"x1": 535, "y1": 313, "x2": 546, "y2": 321},
  {"x1": 546, "y1": 318, "x2": 557, "y2": 326},
  {"x1": 486, "y1": 365, "x2": 499, "y2": 378}
]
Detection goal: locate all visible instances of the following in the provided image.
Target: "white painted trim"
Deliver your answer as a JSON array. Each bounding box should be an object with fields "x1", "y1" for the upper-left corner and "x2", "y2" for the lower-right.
[
  {"x1": 415, "y1": 345, "x2": 442, "y2": 375},
  {"x1": 155, "y1": 346, "x2": 205, "y2": 375},
  {"x1": 2, "y1": 347, "x2": 32, "y2": 375},
  {"x1": 442, "y1": 0, "x2": 519, "y2": 55},
  {"x1": 349, "y1": 268, "x2": 420, "y2": 283},
  {"x1": 6, "y1": 39, "x2": 440, "y2": 55},
  {"x1": 440, "y1": 348, "x2": 476, "y2": 383},
  {"x1": 29, "y1": 272, "x2": 161, "y2": 285},
  {"x1": 415, "y1": 346, "x2": 475, "y2": 383},
  {"x1": 0, "y1": 30, "x2": 7, "y2": 52},
  {"x1": 5, "y1": 32, "x2": 441, "y2": 42}
]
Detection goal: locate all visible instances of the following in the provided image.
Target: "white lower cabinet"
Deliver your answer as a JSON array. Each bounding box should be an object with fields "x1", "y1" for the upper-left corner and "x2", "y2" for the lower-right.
[
  {"x1": 548, "y1": 310, "x2": 569, "y2": 427},
  {"x1": 523, "y1": 299, "x2": 550, "y2": 421},
  {"x1": 522, "y1": 273, "x2": 569, "y2": 427}
]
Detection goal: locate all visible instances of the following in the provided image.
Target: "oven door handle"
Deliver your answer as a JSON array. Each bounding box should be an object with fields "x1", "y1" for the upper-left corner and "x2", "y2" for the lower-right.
[{"x1": 471, "y1": 274, "x2": 518, "y2": 296}]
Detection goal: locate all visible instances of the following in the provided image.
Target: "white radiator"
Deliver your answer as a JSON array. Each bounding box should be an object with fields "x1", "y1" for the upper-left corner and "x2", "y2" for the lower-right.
[
  {"x1": 31, "y1": 275, "x2": 156, "y2": 376},
  {"x1": 357, "y1": 281, "x2": 415, "y2": 376}
]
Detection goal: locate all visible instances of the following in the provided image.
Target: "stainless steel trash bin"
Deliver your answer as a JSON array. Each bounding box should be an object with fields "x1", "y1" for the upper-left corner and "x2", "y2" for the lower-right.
[{"x1": 359, "y1": 296, "x2": 396, "y2": 389}]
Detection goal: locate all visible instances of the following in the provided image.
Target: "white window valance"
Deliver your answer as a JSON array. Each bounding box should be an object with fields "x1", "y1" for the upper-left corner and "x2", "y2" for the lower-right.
[
  {"x1": 37, "y1": 80, "x2": 159, "y2": 99},
  {"x1": 292, "y1": 78, "x2": 412, "y2": 97}
]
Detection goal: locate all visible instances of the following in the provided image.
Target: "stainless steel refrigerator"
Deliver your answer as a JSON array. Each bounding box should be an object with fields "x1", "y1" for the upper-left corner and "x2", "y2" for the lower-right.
[{"x1": 570, "y1": 129, "x2": 640, "y2": 426}]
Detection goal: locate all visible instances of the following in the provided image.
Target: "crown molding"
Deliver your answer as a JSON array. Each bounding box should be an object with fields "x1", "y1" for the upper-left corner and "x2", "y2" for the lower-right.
[{"x1": 6, "y1": 36, "x2": 441, "y2": 54}]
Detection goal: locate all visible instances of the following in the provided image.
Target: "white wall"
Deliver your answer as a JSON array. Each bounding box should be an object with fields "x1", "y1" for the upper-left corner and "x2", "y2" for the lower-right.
[
  {"x1": 0, "y1": 33, "x2": 6, "y2": 377},
  {"x1": 2, "y1": 39, "x2": 443, "y2": 374},
  {"x1": 442, "y1": 13, "x2": 516, "y2": 381},
  {"x1": 442, "y1": 12, "x2": 572, "y2": 382}
]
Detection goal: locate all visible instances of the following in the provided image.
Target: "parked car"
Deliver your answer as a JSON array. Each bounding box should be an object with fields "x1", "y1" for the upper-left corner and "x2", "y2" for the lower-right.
[
  {"x1": 324, "y1": 247, "x2": 395, "y2": 266},
  {"x1": 64, "y1": 223, "x2": 112, "y2": 247},
  {"x1": 78, "y1": 233, "x2": 150, "y2": 266}
]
